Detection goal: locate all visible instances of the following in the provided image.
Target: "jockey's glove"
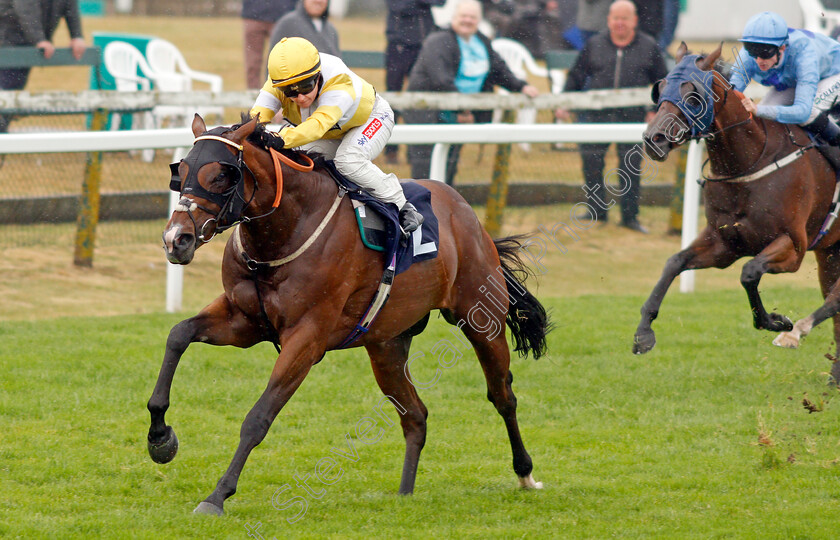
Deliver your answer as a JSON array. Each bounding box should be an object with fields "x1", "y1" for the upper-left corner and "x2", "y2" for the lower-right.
[{"x1": 259, "y1": 130, "x2": 286, "y2": 151}]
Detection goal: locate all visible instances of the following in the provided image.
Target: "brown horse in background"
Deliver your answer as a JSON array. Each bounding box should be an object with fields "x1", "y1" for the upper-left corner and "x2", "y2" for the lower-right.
[
  {"x1": 635, "y1": 43, "x2": 840, "y2": 382},
  {"x1": 148, "y1": 115, "x2": 550, "y2": 515}
]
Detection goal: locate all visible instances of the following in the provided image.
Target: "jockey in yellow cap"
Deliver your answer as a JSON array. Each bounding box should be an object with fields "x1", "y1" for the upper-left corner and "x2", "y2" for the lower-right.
[{"x1": 250, "y1": 37, "x2": 424, "y2": 233}]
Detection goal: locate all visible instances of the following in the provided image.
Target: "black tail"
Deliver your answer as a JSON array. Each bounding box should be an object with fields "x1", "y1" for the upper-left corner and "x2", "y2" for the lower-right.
[{"x1": 494, "y1": 235, "x2": 552, "y2": 360}]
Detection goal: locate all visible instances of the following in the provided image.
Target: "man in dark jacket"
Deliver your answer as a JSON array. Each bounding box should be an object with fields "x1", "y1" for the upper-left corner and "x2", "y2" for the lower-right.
[
  {"x1": 384, "y1": 0, "x2": 446, "y2": 163},
  {"x1": 242, "y1": 0, "x2": 296, "y2": 88},
  {"x1": 558, "y1": 0, "x2": 667, "y2": 232},
  {"x1": 0, "y1": 0, "x2": 86, "y2": 132},
  {"x1": 268, "y1": 0, "x2": 339, "y2": 58},
  {"x1": 405, "y1": 0, "x2": 538, "y2": 184}
]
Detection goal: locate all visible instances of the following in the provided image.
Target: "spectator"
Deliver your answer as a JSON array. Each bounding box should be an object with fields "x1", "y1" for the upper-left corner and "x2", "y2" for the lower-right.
[
  {"x1": 557, "y1": 0, "x2": 667, "y2": 233},
  {"x1": 384, "y1": 0, "x2": 446, "y2": 164},
  {"x1": 242, "y1": 0, "x2": 295, "y2": 89},
  {"x1": 268, "y1": 0, "x2": 339, "y2": 58},
  {"x1": 485, "y1": 0, "x2": 564, "y2": 59},
  {"x1": 659, "y1": 0, "x2": 680, "y2": 51},
  {"x1": 405, "y1": 0, "x2": 539, "y2": 184},
  {"x1": 0, "y1": 0, "x2": 86, "y2": 134},
  {"x1": 568, "y1": 0, "x2": 611, "y2": 50},
  {"x1": 634, "y1": 0, "x2": 663, "y2": 44}
]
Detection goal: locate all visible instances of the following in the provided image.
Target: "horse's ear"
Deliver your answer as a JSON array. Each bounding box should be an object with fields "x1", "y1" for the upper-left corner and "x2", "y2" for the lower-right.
[
  {"x1": 675, "y1": 42, "x2": 689, "y2": 62},
  {"x1": 699, "y1": 42, "x2": 723, "y2": 71},
  {"x1": 231, "y1": 116, "x2": 258, "y2": 143},
  {"x1": 191, "y1": 114, "x2": 206, "y2": 138}
]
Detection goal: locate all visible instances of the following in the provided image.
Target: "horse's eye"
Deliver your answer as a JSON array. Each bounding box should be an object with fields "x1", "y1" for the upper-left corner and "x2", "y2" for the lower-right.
[{"x1": 679, "y1": 81, "x2": 696, "y2": 100}]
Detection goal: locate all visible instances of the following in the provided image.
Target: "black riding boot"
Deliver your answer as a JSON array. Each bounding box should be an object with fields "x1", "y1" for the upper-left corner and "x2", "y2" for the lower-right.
[
  {"x1": 399, "y1": 202, "x2": 424, "y2": 234},
  {"x1": 807, "y1": 111, "x2": 840, "y2": 146}
]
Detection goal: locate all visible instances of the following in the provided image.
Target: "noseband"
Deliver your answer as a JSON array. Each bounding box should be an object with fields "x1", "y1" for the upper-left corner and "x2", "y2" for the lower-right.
[{"x1": 169, "y1": 129, "x2": 257, "y2": 242}]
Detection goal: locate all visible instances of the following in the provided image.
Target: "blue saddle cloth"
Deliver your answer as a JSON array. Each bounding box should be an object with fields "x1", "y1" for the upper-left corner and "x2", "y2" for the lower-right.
[{"x1": 321, "y1": 160, "x2": 439, "y2": 275}]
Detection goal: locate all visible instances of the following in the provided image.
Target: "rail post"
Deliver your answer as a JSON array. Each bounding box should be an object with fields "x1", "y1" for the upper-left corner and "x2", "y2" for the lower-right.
[
  {"x1": 484, "y1": 109, "x2": 515, "y2": 237},
  {"x1": 73, "y1": 108, "x2": 108, "y2": 267}
]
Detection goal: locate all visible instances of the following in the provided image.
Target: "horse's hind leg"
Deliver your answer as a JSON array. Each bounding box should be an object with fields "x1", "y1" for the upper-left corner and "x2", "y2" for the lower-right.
[
  {"x1": 774, "y1": 245, "x2": 840, "y2": 383},
  {"x1": 365, "y1": 336, "x2": 428, "y2": 494},
  {"x1": 147, "y1": 295, "x2": 261, "y2": 464},
  {"x1": 447, "y1": 307, "x2": 541, "y2": 489},
  {"x1": 741, "y1": 235, "x2": 803, "y2": 332}
]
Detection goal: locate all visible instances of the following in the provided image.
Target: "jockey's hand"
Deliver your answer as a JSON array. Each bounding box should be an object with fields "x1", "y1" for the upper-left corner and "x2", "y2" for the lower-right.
[
  {"x1": 741, "y1": 96, "x2": 757, "y2": 114},
  {"x1": 259, "y1": 130, "x2": 286, "y2": 151}
]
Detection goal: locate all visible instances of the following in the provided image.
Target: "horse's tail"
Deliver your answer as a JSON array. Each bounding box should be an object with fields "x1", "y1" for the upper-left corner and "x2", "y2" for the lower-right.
[{"x1": 494, "y1": 235, "x2": 552, "y2": 360}]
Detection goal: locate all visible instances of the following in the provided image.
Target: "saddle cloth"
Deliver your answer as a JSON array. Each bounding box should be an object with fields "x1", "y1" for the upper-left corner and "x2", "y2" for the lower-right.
[{"x1": 321, "y1": 160, "x2": 439, "y2": 275}]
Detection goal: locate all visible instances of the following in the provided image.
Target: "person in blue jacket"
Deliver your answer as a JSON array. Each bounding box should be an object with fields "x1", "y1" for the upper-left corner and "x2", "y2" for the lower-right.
[{"x1": 732, "y1": 11, "x2": 840, "y2": 145}]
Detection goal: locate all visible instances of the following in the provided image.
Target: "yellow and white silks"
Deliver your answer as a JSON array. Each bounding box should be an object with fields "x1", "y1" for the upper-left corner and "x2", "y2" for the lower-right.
[{"x1": 251, "y1": 53, "x2": 408, "y2": 208}]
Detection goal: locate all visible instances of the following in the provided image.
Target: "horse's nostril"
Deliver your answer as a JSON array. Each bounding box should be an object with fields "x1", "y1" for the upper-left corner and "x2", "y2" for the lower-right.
[{"x1": 175, "y1": 234, "x2": 194, "y2": 249}]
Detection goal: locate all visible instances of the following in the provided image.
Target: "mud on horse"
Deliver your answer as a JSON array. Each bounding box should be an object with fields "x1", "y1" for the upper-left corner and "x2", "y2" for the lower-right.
[
  {"x1": 149, "y1": 115, "x2": 551, "y2": 515},
  {"x1": 634, "y1": 43, "x2": 840, "y2": 382}
]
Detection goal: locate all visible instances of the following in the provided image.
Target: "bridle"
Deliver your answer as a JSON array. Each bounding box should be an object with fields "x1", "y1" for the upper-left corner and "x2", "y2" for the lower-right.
[
  {"x1": 169, "y1": 127, "x2": 317, "y2": 244},
  {"x1": 651, "y1": 56, "x2": 783, "y2": 183},
  {"x1": 169, "y1": 130, "x2": 258, "y2": 243}
]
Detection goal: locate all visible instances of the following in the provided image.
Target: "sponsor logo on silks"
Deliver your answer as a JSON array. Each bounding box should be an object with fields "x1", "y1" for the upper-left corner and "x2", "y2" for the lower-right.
[{"x1": 362, "y1": 118, "x2": 382, "y2": 140}]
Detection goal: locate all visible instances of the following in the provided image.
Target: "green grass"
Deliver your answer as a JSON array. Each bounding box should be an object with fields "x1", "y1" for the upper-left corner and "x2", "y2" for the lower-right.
[{"x1": 3, "y1": 289, "x2": 840, "y2": 538}]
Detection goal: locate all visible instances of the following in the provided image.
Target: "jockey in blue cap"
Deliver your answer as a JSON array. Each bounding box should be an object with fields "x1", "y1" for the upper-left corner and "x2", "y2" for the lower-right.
[{"x1": 731, "y1": 11, "x2": 840, "y2": 146}]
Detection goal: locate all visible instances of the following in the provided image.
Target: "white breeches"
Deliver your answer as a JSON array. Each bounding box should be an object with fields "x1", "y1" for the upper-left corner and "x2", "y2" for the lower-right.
[{"x1": 297, "y1": 95, "x2": 407, "y2": 208}]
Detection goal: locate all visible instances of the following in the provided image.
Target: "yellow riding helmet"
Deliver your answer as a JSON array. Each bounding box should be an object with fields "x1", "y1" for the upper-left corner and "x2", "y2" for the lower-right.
[{"x1": 268, "y1": 37, "x2": 321, "y2": 87}]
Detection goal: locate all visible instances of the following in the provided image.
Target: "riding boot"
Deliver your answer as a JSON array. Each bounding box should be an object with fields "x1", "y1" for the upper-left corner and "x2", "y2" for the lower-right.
[
  {"x1": 399, "y1": 202, "x2": 424, "y2": 234},
  {"x1": 807, "y1": 111, "x2": 840, "y2": 146}
]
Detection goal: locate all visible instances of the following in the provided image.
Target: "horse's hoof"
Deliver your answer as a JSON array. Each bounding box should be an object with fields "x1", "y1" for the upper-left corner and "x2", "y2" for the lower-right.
[
  {"x1": 765, "y1": 313, "x2": 794, "y2": 332},
  {"x1": 829, "y1": 362, "x2": 840, "y2": 388},
  {"x1": 633, "y1": 331, "x2": 656, "y2": 354},
  {"x1": 518, "y1": 474, "x2": 544, "y2": 490},
  {"x1": 193, "y1": 501, "x2": 224, "y2": 516},
  {"x1": 772, "y1": 332, "x2": 799, "y2": 349},
  {"x1": 148, "y1": 425, "x2": 179, "y2": 464}
]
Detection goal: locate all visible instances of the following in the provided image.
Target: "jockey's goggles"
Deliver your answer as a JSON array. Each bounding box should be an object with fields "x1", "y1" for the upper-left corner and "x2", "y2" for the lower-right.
[
  {"x1": 277, "y1": 74, "x2": 319, "y2": 98},
  {"x1": 743, "y1": 42, "x2": 780, "y2": 60}
]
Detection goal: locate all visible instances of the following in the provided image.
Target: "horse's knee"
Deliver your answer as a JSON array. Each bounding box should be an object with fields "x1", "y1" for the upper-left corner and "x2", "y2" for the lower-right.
[
  {"x1": 166, "y1": 319, "x2": 196, "y2": 353},
  {"x1": 740, "y1": 259, "x2": 766, "y2": 286}
]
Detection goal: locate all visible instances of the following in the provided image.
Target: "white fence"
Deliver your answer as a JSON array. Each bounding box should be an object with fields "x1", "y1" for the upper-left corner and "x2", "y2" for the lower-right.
[
  {"x1": 1, "y1": 88, "x2": 708, "y2": 310},
  {"x1": 0, "y1": 124, "x2": 704, "y2": 310}
]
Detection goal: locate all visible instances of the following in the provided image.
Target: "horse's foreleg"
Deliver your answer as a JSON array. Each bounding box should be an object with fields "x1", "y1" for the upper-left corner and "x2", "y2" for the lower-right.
[
  {"x1": 365, "y1": 336, "x2": 428, "y2": 495},
  {"x1": 147, "y1": 295, "x2": 261, "y2": 464},
  {"x1": 195, "y1": 325, "x2": 323, "y2": 515},
  {"x1": 741, "y1": 235, "x2": 802, "y2": 332},
  {"x1": 634, "y1": 232, "x2": 731, "y2": 354}
]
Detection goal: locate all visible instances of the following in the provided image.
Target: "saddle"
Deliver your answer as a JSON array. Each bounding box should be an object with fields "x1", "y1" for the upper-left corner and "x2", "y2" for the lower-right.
[{"x1": 318, "y1": 159, "x2": 440, "y2": 276}]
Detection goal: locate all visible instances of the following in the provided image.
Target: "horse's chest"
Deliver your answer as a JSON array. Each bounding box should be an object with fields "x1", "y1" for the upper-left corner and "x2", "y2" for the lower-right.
[{"x1": 229, "y1": 281, "x2": 261, "y2": 316}]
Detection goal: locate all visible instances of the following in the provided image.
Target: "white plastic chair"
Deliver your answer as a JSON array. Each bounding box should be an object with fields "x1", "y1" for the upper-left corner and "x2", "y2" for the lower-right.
[
  {"x1": 491, "y1": 38, "x2": 548, "y2": 151},
  {"x1": 145, "y1": 38, "x2": 224, "y2": 123},
  {"x1": 104, "y1": 41, "x2": 170, "y2": 161}
]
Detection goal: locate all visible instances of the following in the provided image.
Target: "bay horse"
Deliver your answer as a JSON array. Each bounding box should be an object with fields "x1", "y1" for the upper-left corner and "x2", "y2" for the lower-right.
[
  {"x1": 149, "y1": 114, "x2": 550, "y2": 515},
  {"x1": 635, "y1": 42, "x2": 840, "y2": 382}
]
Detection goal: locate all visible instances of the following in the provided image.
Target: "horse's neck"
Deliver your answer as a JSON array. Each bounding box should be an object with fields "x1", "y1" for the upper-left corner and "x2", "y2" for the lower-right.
[
  {"x1": 706, "y1": 99, "x2": 767, "y2": 177},
  {"x1": 239, "y1": 164, "x2": 337, "y2": 260}
]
